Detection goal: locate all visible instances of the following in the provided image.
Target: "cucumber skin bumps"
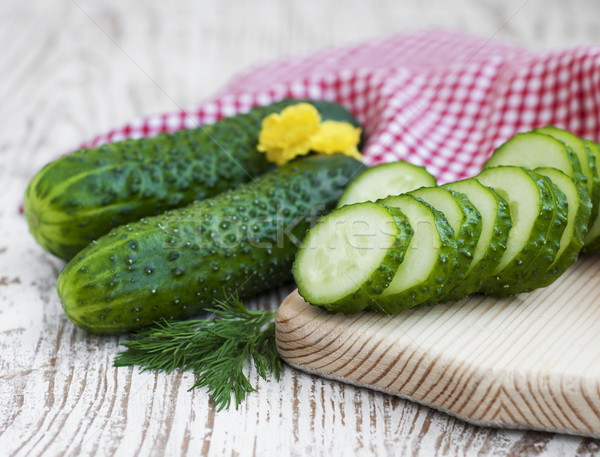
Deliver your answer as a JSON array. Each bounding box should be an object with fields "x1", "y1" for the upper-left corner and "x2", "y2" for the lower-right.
[
  {"x1": 25, "y1": 99, "x2": 360, "y2": 261},
  {"x1": 58, "y1": 155, "x2": 364, "y2": 334}
]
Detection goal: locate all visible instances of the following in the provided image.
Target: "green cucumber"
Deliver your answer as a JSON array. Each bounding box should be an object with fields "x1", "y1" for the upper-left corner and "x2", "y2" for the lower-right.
[
  {"x1": 534, "y1": 126, "x2": 600, "y2": 227},
  {"x1": 409, "y1": 186, "x2": 482, "y2": 297},
  {"x1": 515, "y1": 173, "x2": 568, "y2": 292},
  {"x1": 293, "y1": 202, "x2": 413, "y2": 313},
  {"x1": 533, "y1": 167, "x2": 591, "y2": 287},
  {"x1": 25, "y1": 99, "x2": 361, "y2": 261},
  {"x1": 582, "y1": 140, "x2": 600, "y2": 252},
  {"x1": 57, "y1": 155, "x2": 364, "y2": 334},
  {"x1": 373, "y1": 194, "x2": 457, "y2": 313},
  {"x1": 337, "y1": 161, "x2": 436, "y2": 207},
  {"x1": 442, "y1": 179, "x2": 512, "y2": 301},
  {"x1": 475, "y1": 166, "x2": 555, "y2": 297}
]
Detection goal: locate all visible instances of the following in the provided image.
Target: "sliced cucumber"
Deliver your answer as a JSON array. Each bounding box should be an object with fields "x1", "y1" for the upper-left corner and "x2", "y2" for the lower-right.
[
  {"x1": 534, "y1": 167, "x2": 591, "y2": 286},
  {"x1": 442, "y1": 179, "x2": 512, "y2": 301},
  {"x1": 337, "y1": 161, "x2": 436, "y2": 207},
  {"x1": 582, "y1": 140, "x2": 600, "y2": 252},
  {"x1": 293, "y1": 127, "x2": 599, "y2": 315},
  {"x1": 534, "y1": 126, "x2": 600, "y2": 227},
  {"x1": 293, "y1": 202, "x2": 413, "y2": 313},
  {"x1": 515, "y1": 172, "x2": 568, "y2": 292},
  {"x1": 410, "y1": 186, "x2": 482, "y2": 296},
  {"x1": 475, "y1": 166, "x2": 555, "y2": 297},
  {"x1": 484, "y1": 132, "x2": 585, "y2": 189},
  {"x1": 374, "y1": 194, "x2": 457, "y2": 313}
]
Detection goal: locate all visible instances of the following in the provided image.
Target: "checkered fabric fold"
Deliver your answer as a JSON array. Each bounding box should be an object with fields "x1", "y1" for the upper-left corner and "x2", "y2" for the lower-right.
[{"x1": 81, "y1": 30, "x2": 600, "y2": 184}]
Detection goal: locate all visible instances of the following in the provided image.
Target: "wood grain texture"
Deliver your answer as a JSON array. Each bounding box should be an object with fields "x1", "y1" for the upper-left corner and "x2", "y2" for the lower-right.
[
  {"x1": 276, "y1": 254, "x2": 600, "y2": 438},
  {"x1": 3, "y1": 0, "x2": 600, "y2": 455}
]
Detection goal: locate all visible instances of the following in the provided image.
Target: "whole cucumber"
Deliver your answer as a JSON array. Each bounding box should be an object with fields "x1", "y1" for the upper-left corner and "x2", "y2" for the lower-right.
[
  {"x1": 57, "y1": 155, "x2": 365, "y2": 334},
  {"x1": 25, "y1": 99, "x2": 360, "y2": 260}
]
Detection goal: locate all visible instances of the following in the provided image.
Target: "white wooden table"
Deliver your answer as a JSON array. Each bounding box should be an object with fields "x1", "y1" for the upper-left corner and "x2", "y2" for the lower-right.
[{"x1": 2, "y1": 0, "x2": 600, "y2": 455}]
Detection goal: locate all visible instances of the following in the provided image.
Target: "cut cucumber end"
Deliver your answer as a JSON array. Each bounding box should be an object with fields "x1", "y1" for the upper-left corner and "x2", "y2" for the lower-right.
[
  {"x1": 535, "y1": 126, "x2": 600, "y2": 227},
  {"x1": 582, "y1": 140, "x2": 600, "y2": 252},
  {"x1": 534, "y1": 167, "x2": 590, "y2": 285},
  {"x1": 410, "y1": 187, "x2": 463, "y2": 235},
  {"x1": 410, "y1": 186, "x2": 483, "y2": 294},
  {"x1": 376, "y1": 194, "x2": 457, "y2": 311},
  {"x1": 294, "y1": 202, "x2": 411, "y2": 307},
  {"x1": 475, "y1": 166, "x2": 554, "y2": 296},
  {"x1": 444, "y1": 179, "x2": 503, "y2": 274},
  {"x1": 476, "y1": 167, "x2": 541, "y2": 271},
  {"x1": 380, "y1": 196, "x2": 440, "y2": 294},
  {"x1": 442, "y1": 178, "x2": 512, "y2": 300},
  {"x1": 337, "y1": 161, "x2": 436, "y2": 207},
  {"x1": 485, "y1": 132, "x2": 577, "y2": 176},
  {"x1": 516, "y1": 173, "x2": 568, "y2": 289}
]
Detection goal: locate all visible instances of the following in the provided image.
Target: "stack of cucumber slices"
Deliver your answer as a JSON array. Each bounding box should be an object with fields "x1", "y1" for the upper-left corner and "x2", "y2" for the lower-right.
[{"x1": 293, "y1": 126, "x2": 599, "y2": 314}]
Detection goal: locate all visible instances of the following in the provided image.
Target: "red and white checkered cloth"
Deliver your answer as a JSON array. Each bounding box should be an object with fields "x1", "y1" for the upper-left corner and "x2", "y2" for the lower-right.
[{"x1": 81, "y1": 30, "x2": 600, "y2": 185}]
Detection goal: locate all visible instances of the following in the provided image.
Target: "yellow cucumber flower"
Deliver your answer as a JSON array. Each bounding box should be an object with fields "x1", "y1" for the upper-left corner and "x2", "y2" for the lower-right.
[
  {"x1": 257, "y1": 103, "x2": 322, "y2": 166},
  {"x1": 310, "y1": 120, "x2": 362, "y2": 160},
  {"x1": 257, "y1": 102, "x2": 363, "y2": 165}
]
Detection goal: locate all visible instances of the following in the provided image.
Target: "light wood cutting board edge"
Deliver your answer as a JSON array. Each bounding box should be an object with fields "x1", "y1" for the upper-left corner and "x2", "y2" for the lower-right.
[
  {"x1": 275, "y1": 256, "x2": 600, "y2": 438},
  {"x1": 280, "y1": 347, "x2": 537, "y2": 435}
]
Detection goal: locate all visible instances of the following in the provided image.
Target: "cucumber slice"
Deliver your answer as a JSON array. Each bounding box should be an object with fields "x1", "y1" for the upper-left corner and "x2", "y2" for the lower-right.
[
  {"x1": 410, "y1": 186, "x2": 482, "y2": 296},
  {"x1": 442, "y1": 179, "x2": 512, "y2": 301},
  {"x1": 582, "y1": 140, "x2": 600, "y2": 252},
  {"x1": 374, "y1": 194, "x2": 457, "y2": 313},
  {"x1": 293, "y1": 202, "x2": 413, "y2": 313},
  {"x1": 534, "y1": 167, "x2": 591, "y2": 286},
  {"x1": 337, "y1": 161, "x2": 436, "y2": 207},
  {"x1": 484, "y1": 132, "x2": 585, "y2": 188},
  {"x1": 475, "y1": 166, "x2": 555, "y2": 297},
  {"x1": 516, "y1": 172, "x2": 568, "y2": 292},
  {"x1": 534, "y1": 126, "x2": 600, "y2": 227}
]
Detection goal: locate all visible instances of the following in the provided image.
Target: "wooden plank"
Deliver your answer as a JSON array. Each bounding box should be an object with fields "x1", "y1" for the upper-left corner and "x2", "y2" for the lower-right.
[
  {"x1": 3, "y1": 0, "x2": 600, "y2": 455},
  {"x1": 276, "y1": 255, "x2": 600, "y2": 438}
]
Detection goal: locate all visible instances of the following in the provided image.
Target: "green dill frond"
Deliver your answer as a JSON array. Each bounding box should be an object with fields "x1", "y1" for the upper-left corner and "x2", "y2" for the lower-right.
[{"x1": 113, "y1": 295, "x2": 281, "y2": 411}]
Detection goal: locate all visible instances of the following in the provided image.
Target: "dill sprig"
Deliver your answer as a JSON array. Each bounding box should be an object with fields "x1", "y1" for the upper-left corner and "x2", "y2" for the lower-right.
[{"x1": 113, "y1": 296, "x2": 281, "y2": 411}]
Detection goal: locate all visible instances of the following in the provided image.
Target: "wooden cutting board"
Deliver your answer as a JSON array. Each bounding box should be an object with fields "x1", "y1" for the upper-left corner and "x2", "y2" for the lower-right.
[{"x1": 275, "y1": 254, "x2": 600, "y2": 438}]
